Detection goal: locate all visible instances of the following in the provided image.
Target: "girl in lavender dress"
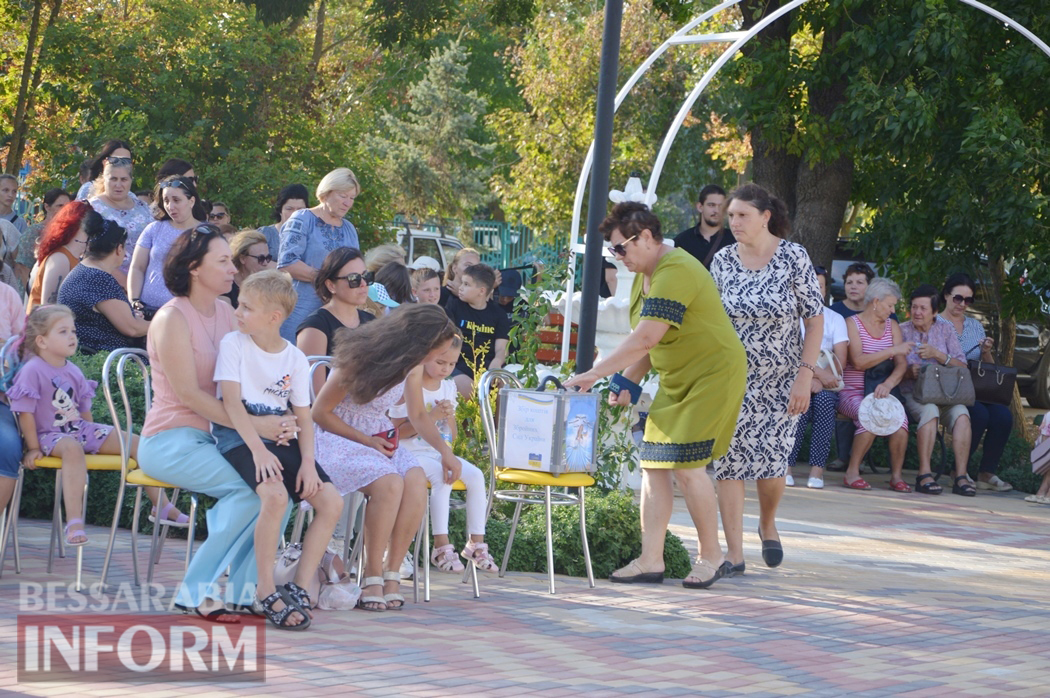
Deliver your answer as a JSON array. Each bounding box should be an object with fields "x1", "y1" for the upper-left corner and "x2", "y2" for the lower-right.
[{"x1": 313, "y1": 304, "x2": 461, "y2": 612}]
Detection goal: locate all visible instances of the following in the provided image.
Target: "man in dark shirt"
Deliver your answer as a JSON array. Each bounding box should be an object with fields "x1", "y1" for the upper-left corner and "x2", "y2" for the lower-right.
[{"x1": 673, "y1": 184, "x2": 733, "y2": 269}]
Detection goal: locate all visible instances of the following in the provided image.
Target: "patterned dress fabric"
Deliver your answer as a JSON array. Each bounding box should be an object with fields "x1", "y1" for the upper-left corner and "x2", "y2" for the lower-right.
[
  {"x1": 711, "y1": 240, "x2": 825, "y2": 480},
  {"x1": 628, "y1": 248, "x2": 747, "y2": 469},
  {"x1": 314, "y1": 380, "x2": 420, "y2": 495}
]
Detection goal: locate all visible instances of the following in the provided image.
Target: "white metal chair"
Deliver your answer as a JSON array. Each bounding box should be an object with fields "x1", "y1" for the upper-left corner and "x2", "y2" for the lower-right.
[
  {"x1": 99, "y1": 348, "x2": 198, "y2": 591},
  {"x1": 414, "y1": 480, "x2": 480, "y2": 601},
  {"x1": 477, "y1": 369, "x2": 595, "y2": 594}
]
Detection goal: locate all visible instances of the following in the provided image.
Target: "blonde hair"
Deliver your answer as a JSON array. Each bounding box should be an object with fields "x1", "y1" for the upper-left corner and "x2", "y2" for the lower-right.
[
  {"x1": 229, "y1": 229, "x2": 268, "y2": 271},
  {"x1": 23, "y1": 304, "x2": 75, "y2": 359},
  {"x1": 92, "y1": 160, "x2": 133, "y2": 198},
  {"x1": 411, "y1": 267, "x2": 440, "y2": 288},
  {"x1": 365, "y1": 243, "x2": 407, "y2": 273},
  {"x1": 447, "y1": 247, "x2": 481, "y2": 283},
  {"x1": 240, "y1": 270, "x2": 297, "y2": 318},
  {"x1": 316, "y1": 167, "x2": 360, "y2": 202}
]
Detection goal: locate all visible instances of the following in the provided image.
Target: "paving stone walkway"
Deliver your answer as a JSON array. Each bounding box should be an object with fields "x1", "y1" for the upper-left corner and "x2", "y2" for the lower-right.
[{"x1": 1, "y1": 466, "x2": 1048, "y2": 696}]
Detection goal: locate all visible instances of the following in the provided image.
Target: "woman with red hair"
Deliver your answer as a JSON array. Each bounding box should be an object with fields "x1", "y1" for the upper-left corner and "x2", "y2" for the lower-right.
[{"x1": 27, "y1": 201, "x2": 94, "y2": 313}]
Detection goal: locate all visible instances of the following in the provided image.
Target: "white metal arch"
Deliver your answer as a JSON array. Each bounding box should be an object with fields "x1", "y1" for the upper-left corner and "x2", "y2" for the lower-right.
[{"x1": 561, "y1": 0, "x2": 1050, "y2": 361}]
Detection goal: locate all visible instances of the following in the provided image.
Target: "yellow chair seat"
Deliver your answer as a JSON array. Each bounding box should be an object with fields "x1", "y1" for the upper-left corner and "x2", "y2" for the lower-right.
[
  {"x1": 496, "y1": 469, "x2": 595, "y2": 487},
  {"x1": 426, "y1": 479, "x2": 467, "y2": 491},
  {"x1": 35, "y1": 455, "x2": 135, "y2": 471},
  {"x1": 126, "y1": 469, "x2": 177, "y2": 489}
]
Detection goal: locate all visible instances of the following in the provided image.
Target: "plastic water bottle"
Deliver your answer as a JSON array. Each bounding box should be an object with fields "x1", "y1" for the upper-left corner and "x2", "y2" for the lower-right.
[{"x1": 436, "y1": 418, "x2": 453, "y2": 444}]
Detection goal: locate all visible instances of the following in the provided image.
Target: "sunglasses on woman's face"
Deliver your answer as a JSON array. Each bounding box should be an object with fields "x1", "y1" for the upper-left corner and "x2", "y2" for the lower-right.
[
  {"x1": 337, "y1": 272, "x2": 371, "y2": 288},
  {"x1": 952, "y1": 294, "x2": 975, "y2": 305},
  {"x1": 608, "y1": 234, "x2": 638, "y2": 257},
  {"x1": 247, "y1": 253, "x2": 273, "y2": 264}
]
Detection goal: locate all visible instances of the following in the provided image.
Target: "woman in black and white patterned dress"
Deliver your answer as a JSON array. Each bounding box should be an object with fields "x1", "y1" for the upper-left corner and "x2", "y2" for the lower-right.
[{"x1": 710, "y1": 183, "x2": 825, "y2": 575}]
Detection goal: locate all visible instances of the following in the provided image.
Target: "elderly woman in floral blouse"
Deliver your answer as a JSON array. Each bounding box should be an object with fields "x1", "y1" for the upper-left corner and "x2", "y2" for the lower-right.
[{"x1": 899, "y1": 284, "x2": 974, "y2": 496}]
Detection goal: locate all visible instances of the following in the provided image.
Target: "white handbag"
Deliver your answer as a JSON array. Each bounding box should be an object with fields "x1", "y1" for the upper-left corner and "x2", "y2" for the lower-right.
[{"x1": 816, "y1": 348, "x2": 845, "y2": 392}]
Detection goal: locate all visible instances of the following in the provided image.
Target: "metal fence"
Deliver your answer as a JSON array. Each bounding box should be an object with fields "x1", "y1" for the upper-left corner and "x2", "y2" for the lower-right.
[{"x1": 391, "y1": 216, "x2": 568, "y2": 269}]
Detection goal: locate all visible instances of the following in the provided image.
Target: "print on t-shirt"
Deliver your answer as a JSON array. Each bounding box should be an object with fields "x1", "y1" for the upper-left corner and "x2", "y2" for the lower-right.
[{"x1": 444, "y1": 297, "x2": 511, "y2": 379}]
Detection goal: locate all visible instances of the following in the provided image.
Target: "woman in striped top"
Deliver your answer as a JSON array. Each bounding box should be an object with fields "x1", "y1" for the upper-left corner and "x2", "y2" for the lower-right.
[{"x1": 838, "y1": 278, "x2": 913, "y2": 491}]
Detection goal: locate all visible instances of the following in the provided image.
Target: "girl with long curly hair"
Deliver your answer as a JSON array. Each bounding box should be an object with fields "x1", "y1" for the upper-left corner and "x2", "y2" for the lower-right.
[{"x1": 312, "y1": 303, "x2": 460, "y2": 611}]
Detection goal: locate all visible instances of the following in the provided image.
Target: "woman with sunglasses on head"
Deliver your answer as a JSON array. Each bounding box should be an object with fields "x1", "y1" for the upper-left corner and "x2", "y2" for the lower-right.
[
  {"x1": 128, "y1": 176, "x2": 208, "y2": 315},
  {"x1": 26, "y1": 201, "x2": 93, "y2": 313},
  {"x1": 226, "y1": 230, "x2": 275, "y2": 307},
  {"x1": 258, "y1": 184, "x2": 308, "y2": 259},
  {"x1": 89, "y1": 156, "x2": 153, "y2": 278},
  {"x1": 296, "y1": 247, "x2": 375, "y2": 395},
  {"x1": 277, "y1": 168, "x2": 361, "y2": 342},
  {"x1": 155, "y1": 158, "x2": 197, "y2": 187},
  {"x1": 57, "y1": 218, "x2": 149, "y2": 355},
  {"x1": 75, "y1": 140, "x2": 133, "y2": 201},
  {"x1": 939, "y1": 272, "x2": 1014, "y2": 492},
  {"x1": 566, "y1": 202, "x2": 747, "y2": 590}
]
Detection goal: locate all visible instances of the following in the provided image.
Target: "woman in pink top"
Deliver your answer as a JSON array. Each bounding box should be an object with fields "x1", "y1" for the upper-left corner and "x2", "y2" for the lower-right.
[
  {"x1": 838, "y1": 278, "x2": 913, "y2": 492},
  {"x1": 138, "y1": 223, "x2": 299, "y2": 622}
]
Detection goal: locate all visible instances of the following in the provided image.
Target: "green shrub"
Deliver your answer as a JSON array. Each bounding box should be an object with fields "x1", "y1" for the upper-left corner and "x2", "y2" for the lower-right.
[{"x1": 444, "y1": 489, "x2": 691, "y2": 579}]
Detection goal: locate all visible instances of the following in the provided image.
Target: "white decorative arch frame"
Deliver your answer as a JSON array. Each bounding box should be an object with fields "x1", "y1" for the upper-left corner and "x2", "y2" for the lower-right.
[{"x1": 561, "y1": 0, "x2": 1050, "y2": 361}]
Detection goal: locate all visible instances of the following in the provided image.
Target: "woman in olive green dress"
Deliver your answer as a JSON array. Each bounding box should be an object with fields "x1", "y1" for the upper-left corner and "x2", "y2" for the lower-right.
[{"x1": 567, "y1": 202, "x2": 746, "y2": 589}]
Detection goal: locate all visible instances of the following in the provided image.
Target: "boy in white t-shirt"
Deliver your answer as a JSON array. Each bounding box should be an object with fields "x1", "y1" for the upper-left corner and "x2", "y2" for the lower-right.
[
  {"x1": 390, "y1": 338, "x2": 496, "y2": 573},
  {"x1": 214, "y1": 270, "x2": 343, "y2": 630}
]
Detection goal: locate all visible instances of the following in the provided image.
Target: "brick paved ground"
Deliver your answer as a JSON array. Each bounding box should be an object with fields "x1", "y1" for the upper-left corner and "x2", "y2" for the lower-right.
[{"x1": 1, "y1": 466, "x2": 1048, "y2": 697}]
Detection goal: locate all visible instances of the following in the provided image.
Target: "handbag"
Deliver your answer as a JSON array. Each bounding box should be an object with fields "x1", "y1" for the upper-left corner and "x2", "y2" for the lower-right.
[
  {"x1": 864, "y1": 359, "x2": 903, "y2": 402},
  {"x1": 967, "y1": 358, "x2": 1017, "y2": 406},
  {"x1": 913, "y1": 364, "x2": 975, "y2": 406},
  {"x1": 816, "y1": 348, "x2": 844, "y2": 392},
  {"x1": 1032, "y1": 438, "x2": 1050, "y2": 476},
  {"x1": 274, "y1": 542, "x2": 361, "y2": 610}
]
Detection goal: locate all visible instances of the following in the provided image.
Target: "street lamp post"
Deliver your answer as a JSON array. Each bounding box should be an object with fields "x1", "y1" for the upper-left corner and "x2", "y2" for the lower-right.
[{"x1": 575, "y1": 0, "x2": 624, "y2": 373}]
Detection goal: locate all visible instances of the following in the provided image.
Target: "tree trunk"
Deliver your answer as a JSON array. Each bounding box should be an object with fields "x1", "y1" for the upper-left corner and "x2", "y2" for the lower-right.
[
  {"x1": 6, "y1": 0, "x2": 62, "y2": 175},
  {"x1": 792, "y1": 156, "x2": 852, "y2": 269},
  {"x1": 988, "y1": 255, "x2": 1031, "y2": 441},
  {"x1": 5, "y1": 0, "x2": 43, "y2": 174},
  {"x1": 308, "y1": 0, "x2": 326, "y2": 84}
]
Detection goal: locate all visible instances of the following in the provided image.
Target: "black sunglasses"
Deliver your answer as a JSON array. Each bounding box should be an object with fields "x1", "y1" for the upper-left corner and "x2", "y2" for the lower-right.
[
  {"x1": 189, "y1": 223, "x2": 220, "y2": 243},
  {"x1": 247, "y1": 253, "x2": 273, "y2": 264},
  {"x1": 163, "y1": 178, "x2": 194, "y2": 192},
  {"x1": 814, "y1": 265, "x2": 828, "y2": 275},
  {"x1": 106, "y1": 156, "x2": 132, "y2": 166},
  {"x1": 336, "y1": 272, "x2": 371, "y2": 288},
  {"x1": 207, "y1": 211, "x2": 228, "y2": 221},
  {"x1": 951, "y1": 293, "x2": 975, "y2": 305},
  {"x1": 608, "y1": 234, "x2": 638, "y2": 257}
]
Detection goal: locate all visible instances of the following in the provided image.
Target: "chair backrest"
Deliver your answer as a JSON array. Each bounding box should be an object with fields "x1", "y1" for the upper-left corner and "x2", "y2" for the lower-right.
[
  {"x1": 0, "y1": 334, "x2": 22, "y2": 392},
  {"x1": 101, "y1": 348, "x2": 150, "y2": 475},
  {"x1": 307, "y1": 355, "x2": 332, "y2": 403},
  {"x1": 476, "y1": 369, "x2": 522, "y2": 475}
]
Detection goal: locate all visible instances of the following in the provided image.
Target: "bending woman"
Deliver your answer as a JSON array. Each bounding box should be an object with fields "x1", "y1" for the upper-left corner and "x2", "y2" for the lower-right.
[
  {"x1": 566, "y1": 202, "x2": 746, "y2": 589},
  {"x1": 138, "y1": 224, "x2": 299, "y2": 619}
]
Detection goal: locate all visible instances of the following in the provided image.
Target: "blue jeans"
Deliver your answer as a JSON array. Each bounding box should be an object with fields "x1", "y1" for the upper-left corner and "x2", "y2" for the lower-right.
[
  {"x1": 0, "y1": 402, "x2": 21, "y2": 480},
  {"x1": 968, "y1": 401, "x2": 1013, "y2": 475}
]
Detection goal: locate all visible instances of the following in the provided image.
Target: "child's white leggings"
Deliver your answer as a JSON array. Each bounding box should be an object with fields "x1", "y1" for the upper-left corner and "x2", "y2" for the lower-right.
[{"x1": 413, "y1": 454, "x2": 487, "y2": 536}]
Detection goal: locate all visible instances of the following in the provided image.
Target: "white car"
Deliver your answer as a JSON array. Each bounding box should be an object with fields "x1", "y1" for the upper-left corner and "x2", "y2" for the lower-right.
[{"x1": 393, "y1": 225, "x2": 463, "y2": 272}]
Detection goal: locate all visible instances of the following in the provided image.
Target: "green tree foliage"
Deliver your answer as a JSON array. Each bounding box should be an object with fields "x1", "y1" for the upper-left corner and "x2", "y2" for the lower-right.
[
  {"x1": 365, "y1": 40, "x2": 495, "y2": 221},
  {"x1": 490, "y1": 0, "x2": 723, "y2": 238},
  {"x1": 4, "y1": 0, "x2": 391, "y2": 244},
  {"x1": 236, "y1": 0, "x2": 314, "y2": 25}
]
